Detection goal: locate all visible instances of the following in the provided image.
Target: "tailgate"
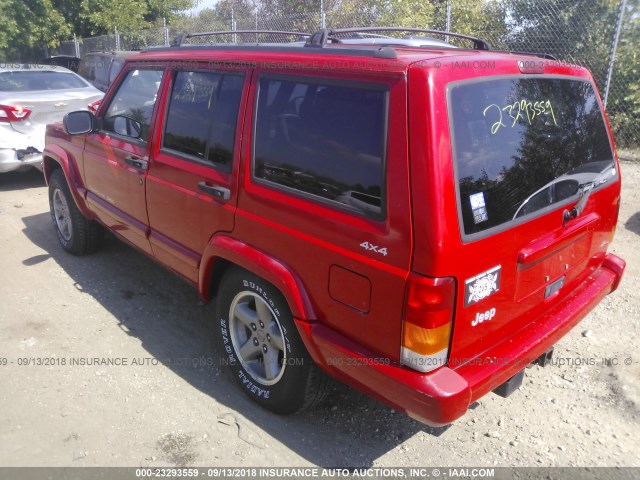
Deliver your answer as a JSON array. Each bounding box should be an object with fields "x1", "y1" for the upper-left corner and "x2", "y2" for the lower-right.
[
  {"x1": 444, "y1": 75, "x2": 621, "y2": 364},
  {"x1": 2, "y1": 90, "x2": 101, "y2": 153},
  {"x1": 6, "y1": 90, "x2": 102, "y2": 134}
]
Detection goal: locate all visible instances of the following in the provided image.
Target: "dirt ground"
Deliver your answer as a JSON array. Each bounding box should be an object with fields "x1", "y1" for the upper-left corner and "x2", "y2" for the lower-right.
[{"x1": 0, "y1": 162, "x2": 638, "y2": 469}]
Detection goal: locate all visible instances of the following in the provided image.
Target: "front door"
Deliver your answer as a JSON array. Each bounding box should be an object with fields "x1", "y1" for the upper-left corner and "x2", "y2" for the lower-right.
[{"x1": 83, "y1": 67, "x2": 165, "y2": 254}]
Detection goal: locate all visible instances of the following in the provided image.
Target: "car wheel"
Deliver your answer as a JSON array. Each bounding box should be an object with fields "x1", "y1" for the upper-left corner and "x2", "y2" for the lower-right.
[
  {"x1": 216, "y1": 267, "x2": 330, "y2": 414},
  {"x1": 48, "y1": 169, "x2": 102, "y2": 255}
]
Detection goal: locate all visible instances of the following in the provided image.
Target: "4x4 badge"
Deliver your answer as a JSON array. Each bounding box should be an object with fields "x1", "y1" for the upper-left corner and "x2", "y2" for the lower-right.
[{"x1": 465, "y1": 265, "x2": 501, "y2": 306}]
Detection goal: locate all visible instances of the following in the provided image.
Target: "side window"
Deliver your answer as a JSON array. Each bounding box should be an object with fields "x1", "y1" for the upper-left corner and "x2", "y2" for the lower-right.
[
  {"x1": 163, "y1": 70, "x2": 244, "y2": 171},
  {"x1": 253, "y1": 77, "x2": 387, "y2": 218},
  {"x1": 102, "y1": 69, "x2": 164, "y2": 142},
  {"x1": 94, "y1": 56, "x2": 110, "y2": 85},
  {"x1": 78, "y1": 56, "x2": 95, "y2": 81},
  {"x1": 109, "y1": 59, "x2": 124, "y2": 84}
]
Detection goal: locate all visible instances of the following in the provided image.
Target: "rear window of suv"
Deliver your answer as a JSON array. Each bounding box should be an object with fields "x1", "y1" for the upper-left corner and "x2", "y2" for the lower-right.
[{"x1": 449, "y1": 76, "x2": 616, "y2": 237}]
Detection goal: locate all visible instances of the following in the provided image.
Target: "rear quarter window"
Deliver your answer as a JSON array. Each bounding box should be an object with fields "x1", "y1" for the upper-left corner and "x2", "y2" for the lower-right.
[
  {"x1": 94, "y1": 57, "x2": 111, "y2": 85},
  {"x1": 78, "y1": 56, "x2": 96, "y2": 81},
  {"x1": 448, "y1": 76, "x2": 615, "y2": 238},
  {"x1": 253, "y1": 76, "x2": 387, "y2": 219}
]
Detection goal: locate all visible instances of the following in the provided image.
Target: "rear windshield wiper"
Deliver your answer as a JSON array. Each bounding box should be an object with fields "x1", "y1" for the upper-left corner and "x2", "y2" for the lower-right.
[{"x1": 562, "y1": 179, "x2": 606, "y2": 226}]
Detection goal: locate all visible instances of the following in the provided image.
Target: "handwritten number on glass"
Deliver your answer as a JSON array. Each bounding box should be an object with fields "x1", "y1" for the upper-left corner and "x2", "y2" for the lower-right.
[{"x1": 483, "y1": 99, "x2": 558, "y2": 135}]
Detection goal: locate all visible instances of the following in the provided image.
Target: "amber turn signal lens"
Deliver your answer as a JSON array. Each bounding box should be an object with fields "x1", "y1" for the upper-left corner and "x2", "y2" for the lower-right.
[{"x1": 402, "y1": 321, "x2": 452, "y2": 356}]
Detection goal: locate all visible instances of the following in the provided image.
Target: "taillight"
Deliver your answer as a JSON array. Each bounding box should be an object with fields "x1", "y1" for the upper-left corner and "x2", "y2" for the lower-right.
[
  {"x1": 0, "y1": 104, "x2": 32, "y2": 122},
  {"x1": 401, "y1": 274, "x2": 456, "y2": 373},
  {"x1": 88, "y1": 100, "x2": 101, "y2": 114}
]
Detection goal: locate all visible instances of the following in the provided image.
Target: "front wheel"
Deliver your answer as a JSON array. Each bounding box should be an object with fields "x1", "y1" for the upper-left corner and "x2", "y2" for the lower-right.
[
  {"x1": 48, "y1": 169, "x2": 102, "y2": 255},
  {"x1": 215, "y1": 268, "x2": 330, "y2": 414}
]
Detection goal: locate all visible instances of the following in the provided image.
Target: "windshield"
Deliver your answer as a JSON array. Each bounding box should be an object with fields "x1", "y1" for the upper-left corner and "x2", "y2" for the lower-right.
[
  {"x1": 0, "y1": 70, "x2": 90, "y2": 91},
  {"x1": 449, "y1": 76, "x2": 615, "y2": 236}
]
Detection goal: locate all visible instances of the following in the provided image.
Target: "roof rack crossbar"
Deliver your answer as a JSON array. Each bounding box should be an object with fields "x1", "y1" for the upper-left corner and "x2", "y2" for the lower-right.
[
  {"x1": 304, "y1": 27, "x2": 491, "y2": 50},
  {"x1": 172, "y1": 30, "x2": 311, "y2": 47}
]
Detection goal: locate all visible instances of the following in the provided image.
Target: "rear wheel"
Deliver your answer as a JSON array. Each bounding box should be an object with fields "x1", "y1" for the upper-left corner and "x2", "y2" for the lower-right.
[
  {"x1": 215, "y1": 267, "x2": 330, "y2": 414},
  {"x1": 48, "y1": 169, "x2": 102, "y2": 255}
]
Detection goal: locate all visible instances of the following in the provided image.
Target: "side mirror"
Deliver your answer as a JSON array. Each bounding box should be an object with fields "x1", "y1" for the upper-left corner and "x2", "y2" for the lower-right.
[{"x1": 64, "y1": 111, "x2": 97, "y2": 135}]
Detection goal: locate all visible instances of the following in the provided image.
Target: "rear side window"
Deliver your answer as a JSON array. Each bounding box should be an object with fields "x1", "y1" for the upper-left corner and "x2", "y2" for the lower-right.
[
  {"x1": 253, "y1": 77, "x2": 387, "y2": 219},
  {"x1": 94, "y1": 57, "x2": 111, "y2": 85},
  {"x1": 78, "y1": 56, "x2": 95, "y2": 81},
  {"x1": 163, "y1": 71, "x2": 244, "y2": 171},
  {"x1": 449, "y1": 77, "x2": 616, "y2": 237},
  {"x1": 109, "y1": 59, "x2": 125, "y2": 84}
]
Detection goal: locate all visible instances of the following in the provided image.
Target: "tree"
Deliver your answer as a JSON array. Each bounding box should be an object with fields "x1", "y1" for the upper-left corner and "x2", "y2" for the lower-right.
[
  {"x1": 79, "y1": 0, "x2": 194, "y2": 35},
  {"x1": 0, "y1": 0, "x2": 196, "y2": 61},
  {"x1": 376, "y1": 0, "x2": 439, "y2": 30},
  {"x1": 0, "y1": 0, "x2": 70, "y2": 61},
  {"x1": 607, "y1": 0, "x2": 640, "y2": 148},
  {"x1": 502, "y1": 0, "x2": 618, "y2": 85},
  {"x1": 80, "y1": 0, "x2": 150, "y2": 34},
  {"x1": 502, "y1": 0, "x2": 640, "y2": 149}
]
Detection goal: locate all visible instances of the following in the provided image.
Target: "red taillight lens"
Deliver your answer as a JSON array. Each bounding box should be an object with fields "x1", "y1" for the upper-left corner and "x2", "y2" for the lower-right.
[
  {"x1": 401, "y1": 274, "x2": 456, "y2": 372},
  {"x1": 0, "y1": 104, "x2": 32, "y2": 122},
  {"x1": 88, "y1": 100, "x2": 101, "y2": 114},
  {"x1": 405, "y1": 275, "x2": 456, "y2": 329}
]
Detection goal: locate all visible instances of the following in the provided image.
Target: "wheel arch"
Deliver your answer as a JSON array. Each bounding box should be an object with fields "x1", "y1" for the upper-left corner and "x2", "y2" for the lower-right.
[
  {"x1": 199, "y1": 235, "x2": 316, "y2": 321},
  {"x1": 43, "y1": 145, "x2": 93, "y2": 219}
]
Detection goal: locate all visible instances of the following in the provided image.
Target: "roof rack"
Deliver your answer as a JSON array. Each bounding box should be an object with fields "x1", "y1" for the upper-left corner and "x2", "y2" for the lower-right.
[
  {"x1": 172, "y1": 30, "x2": 310, "y2": 47},
  {"x1": 305, "y1": 27, "x2": 491, "y2": 50}
]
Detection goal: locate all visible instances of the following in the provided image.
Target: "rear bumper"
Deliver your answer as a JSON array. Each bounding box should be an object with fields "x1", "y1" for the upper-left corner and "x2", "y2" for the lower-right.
[
  {"x1": 296, "y1": 253, "x2": 625, "y2": 426},
  {"x1": 0, "y1": 148, "x2": 43, "y2": 173}
]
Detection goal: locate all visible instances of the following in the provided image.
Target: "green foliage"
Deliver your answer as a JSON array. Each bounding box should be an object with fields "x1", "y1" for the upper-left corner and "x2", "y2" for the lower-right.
[
  {"x1": 81, "y1": 0, "x2": 149, "y2": 34},
  {"x1": 502, "y1": 0, "x2": 617, "y2": 86},
  {"x1": 499, "y1": 0, "x2": 640, "y2": 148},
  {"x1": 376, "y1": 0, "x2": 438, "y2": 30},
  {"x1": 448, "y1": 0, "x2": 508, "y2": 45},
  {"x1": 0, "y1": 0, "x2": 196, "y2": 61},
  {"x1": 607, "y1": 0, "x2": 640, "y2": 148},
  {"x1": 0, "y1": 0, "x2": 70, "y2": 60}
]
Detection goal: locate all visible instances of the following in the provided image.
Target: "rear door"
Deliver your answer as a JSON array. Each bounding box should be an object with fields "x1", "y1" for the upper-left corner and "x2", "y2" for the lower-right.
[
  {"x1": 83, "y1": 67, "x2": 165, "y2": 254},
  {"x1": 145, "y1": 65, "x2": 249, "y2": 283},
  {"x1": 237, "y1": 67, "x2": 412, "y2": 360},
  {"x1": 442, "y1": 75, "x2": 620, "y2": 362}
]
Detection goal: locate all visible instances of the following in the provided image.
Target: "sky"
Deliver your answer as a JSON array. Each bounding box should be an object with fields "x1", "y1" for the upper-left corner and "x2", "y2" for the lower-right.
[{"x1": 187, "y1": 0, "x2": 219, "y2": 15}]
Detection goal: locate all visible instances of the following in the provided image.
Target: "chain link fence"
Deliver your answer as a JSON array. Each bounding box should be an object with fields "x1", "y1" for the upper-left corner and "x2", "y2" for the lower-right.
[{"x1": 45, "y1": 0, "x2": 640, "y2": 152}]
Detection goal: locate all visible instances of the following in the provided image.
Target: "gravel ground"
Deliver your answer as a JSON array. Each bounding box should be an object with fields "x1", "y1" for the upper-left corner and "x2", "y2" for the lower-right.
[{"x1": 0, "y1": 162, "x2": 638, "y2": 468}]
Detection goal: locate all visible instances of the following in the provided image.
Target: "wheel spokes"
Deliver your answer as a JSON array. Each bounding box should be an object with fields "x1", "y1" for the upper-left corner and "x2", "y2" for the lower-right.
[
  {"x1": 228, "y1": 291, "x2": 288, "y2": 386},
  {"x1": 234, "y1": 302, "x2": 257, "y2": 328},
  {"x1": 53, "y1": 190, "x2": 72, "y2": 241},
  {"x1": 255, "y1": 299, "x2": 273, "y2": 324},
  {"x1": 238, "y1": 337, "x2": 262, "y2": 361},
  {"x1": 263, "y1": 348, "x2": 281, "y2": 381},
  {"x1": 268, "y1": 322, "x2": 285, "y2": 351}
]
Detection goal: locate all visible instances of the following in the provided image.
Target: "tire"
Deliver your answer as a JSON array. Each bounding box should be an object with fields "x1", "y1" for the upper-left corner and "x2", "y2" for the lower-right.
[
  {"x1": 48, "y1": 169, "x2": 102, "y2": 255},
  {"x1": 215, "y1": 267, "x2": 330, "y2": 414}
]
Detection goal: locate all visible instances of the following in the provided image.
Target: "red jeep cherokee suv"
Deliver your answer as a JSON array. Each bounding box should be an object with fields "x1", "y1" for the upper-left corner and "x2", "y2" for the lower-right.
[{"x1": 43, "y1": 28, "x2": 626, "y2": 426}]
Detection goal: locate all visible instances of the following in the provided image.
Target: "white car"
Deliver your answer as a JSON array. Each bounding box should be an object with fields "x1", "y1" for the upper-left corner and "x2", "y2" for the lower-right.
[{"x1": 0, "y1": 64, "x2": 103, "y2": 173}]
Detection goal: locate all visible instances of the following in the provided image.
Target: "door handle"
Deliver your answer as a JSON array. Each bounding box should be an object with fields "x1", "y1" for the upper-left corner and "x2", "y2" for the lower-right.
[
  {"x1": 198, "y1": 182, "x2": 230, "y2": 201},
  {"x1": 124, "y1": 156, "x2": 148, "y2": 171}
]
